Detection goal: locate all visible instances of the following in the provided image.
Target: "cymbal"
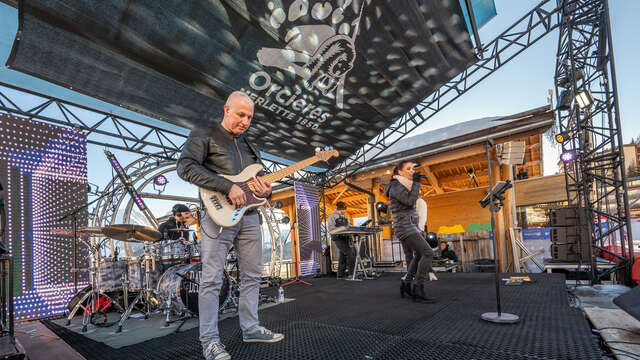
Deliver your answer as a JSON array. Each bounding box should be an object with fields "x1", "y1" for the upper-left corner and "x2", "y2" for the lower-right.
[
  {"x1": 167, "y1": 228, "x2": 194, "y2": 232},
  {"x1": 102, "y1": 224, "x2": 162, "y2": 243},
  {"x1": 78, "y1": 226, "x2": 104, "y2": 235}
]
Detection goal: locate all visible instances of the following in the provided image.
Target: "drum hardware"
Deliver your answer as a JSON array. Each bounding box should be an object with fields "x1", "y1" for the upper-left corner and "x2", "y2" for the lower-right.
[
  {"x1": 66, "y1": 237, "x2": 124, "y2": 333},
  {"x1": 102, "y1": 224, "x2": 162, "y2": 243},
  {"x1": 116, "y1": 240, "x2": 157, "y2": 333}
]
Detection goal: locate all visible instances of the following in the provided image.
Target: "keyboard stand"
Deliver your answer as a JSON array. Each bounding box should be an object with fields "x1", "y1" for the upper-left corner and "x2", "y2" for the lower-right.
[{"x1": 347, "y1": 234, "x2": 375, "y2": 281}]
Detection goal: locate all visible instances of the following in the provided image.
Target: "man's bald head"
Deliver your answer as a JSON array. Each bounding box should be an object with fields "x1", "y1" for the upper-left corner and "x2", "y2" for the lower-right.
[
  {"x1": 226, "y1": 91, "x2": 254, "y2": 108},
  {"x1": 221, "y1": 91, "x2": 254, "y2": 136}
]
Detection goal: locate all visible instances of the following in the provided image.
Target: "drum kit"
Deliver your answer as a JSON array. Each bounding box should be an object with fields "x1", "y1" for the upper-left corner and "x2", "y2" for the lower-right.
[{"x1": 66, "y1": 221, "x2": 238, "y2": 333}]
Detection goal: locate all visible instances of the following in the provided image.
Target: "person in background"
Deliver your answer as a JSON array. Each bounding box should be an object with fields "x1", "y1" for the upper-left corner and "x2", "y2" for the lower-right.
[
  {"x1": 440, "y1": 241, "x2": 458, "y2": 263},
  {"x1": 327, "y1": 201, "x2": 355, "y2": 279}
]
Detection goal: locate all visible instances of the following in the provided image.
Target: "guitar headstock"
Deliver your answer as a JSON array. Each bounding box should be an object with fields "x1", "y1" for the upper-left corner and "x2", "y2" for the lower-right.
[{"x1": 315, "y1": 147, "x2": 339, "y2": 162}]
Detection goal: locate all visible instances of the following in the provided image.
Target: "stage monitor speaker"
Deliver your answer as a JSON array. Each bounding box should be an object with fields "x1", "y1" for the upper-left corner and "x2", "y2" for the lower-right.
[
  {"x1": 613, "y1": 285, "x2": 640, "y2": 322},
  {"x1": 550, "y1": 207, "x2": 581, "y2": 227}
]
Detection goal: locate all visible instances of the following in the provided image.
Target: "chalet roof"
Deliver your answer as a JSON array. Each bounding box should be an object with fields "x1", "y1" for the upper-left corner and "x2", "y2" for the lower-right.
[{"x1": 367, "y1": 105, "x2": 554, "y2": 168}]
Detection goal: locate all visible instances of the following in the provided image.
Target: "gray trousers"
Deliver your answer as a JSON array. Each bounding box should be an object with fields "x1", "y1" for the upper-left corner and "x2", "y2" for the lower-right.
[{"x1": 199, "y1": 211, "x2": 262, "y2": 345}]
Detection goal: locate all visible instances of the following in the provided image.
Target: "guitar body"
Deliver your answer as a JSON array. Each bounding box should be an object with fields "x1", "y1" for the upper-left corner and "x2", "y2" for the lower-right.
[
  {"x1": 200, "y1": 164, "x2": 267, "y2": 227},
  {"x1": 197, "y1": 148, "x2": 339, "y2": 227}
]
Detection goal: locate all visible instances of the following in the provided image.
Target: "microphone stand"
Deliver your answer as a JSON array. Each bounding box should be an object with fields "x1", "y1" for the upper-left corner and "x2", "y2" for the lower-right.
[
  {"x1": 58, "y1": 184, "x2": 123, "y2": 293},
  {"x1": 282, "y1": 213, "x2": 312, "y2": 288}
]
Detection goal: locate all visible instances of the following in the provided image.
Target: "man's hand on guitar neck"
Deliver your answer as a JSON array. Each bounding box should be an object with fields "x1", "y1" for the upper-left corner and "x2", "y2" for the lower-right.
[{"x1": 250, "y1": 177, "x2": 271, "y2": 198}]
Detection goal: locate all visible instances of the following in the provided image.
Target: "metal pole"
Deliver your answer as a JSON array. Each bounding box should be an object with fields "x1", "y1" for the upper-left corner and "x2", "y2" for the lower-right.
[
  {"x1": 481, "y1": 140, "x2": 519, "y2": 324},
  {"x1": 486, "y1": 141, "x2": 502, "y2": 316},
  {"x1": 604, "y1": 0, "x2": 634, "y2": 269}
]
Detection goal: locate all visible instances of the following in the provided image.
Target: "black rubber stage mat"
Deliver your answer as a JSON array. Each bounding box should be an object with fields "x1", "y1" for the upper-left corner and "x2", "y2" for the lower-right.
[{"x1": 43, "y1": 273, "x2": 600, "y2": 359}]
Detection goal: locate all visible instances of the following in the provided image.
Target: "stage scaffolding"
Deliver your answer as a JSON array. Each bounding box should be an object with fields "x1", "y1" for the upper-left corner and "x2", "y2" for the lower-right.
[
  {"x1": 0, "y1": 0, "x2": 632, "y2": 282},
  {"x1": 554, "y1": 0, "x2": 634, "y2": 284}
]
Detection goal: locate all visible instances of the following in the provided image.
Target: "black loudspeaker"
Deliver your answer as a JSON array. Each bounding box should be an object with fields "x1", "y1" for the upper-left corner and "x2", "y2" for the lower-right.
[
  {"x1": 551, "y1": 242, "x2": 589, "y2": 262},
  {"x1": 613, "y1": 286, "x2": 640, "y2": 322},
  {"x1": 550, "y1": 207, "x2": 581, "y2": 227}
]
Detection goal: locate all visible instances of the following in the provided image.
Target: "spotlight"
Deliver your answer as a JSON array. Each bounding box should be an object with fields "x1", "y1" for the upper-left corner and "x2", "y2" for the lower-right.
[
  {"x1": 153, "y1": 175, "x2": 168, "y2": 186},
  {"x1": 560, "y1": 151, "x2": 577, "y2": 163},
  {"x1": 280, "y1": 216, "x2": 290, "y2": 224},
  {"x1": 272, "y1": 200, "x2": 283, "y2": 209},
  {"x1": 375, "y1": 201, "x2": 388, "y2": 214},
  {"x1": 555, "y1": 133, "x2": 566, "y2": 143},
  {"x1": 575, "y1": 90, "x2": 594, "y2": 109},
  {"x1": 153, "y1": 174, "x2": 168, "y2": 193}
]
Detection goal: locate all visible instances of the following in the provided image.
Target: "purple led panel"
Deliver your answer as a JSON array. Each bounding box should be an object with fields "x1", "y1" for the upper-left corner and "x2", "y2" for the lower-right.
[
  {"x1": 293, "y1": 182, "x2": 321, "y2": 276},
  {"x1": 0, "y1": 114, "x2": 88, "y2": 321}
]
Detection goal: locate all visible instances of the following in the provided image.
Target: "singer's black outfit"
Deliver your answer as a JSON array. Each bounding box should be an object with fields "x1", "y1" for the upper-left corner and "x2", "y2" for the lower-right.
[{"x1": 384, "y1": 175, "x2": 434, "y2": 302}]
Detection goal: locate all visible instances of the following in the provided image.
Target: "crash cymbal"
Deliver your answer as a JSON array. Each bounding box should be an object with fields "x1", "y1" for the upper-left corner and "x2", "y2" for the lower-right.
[
  {"x1": 78, "y1": 226, "x2": 104, "y2": 235},
  {"x1": 102, "y1": 224, "x2": 162, "y2": 243}
]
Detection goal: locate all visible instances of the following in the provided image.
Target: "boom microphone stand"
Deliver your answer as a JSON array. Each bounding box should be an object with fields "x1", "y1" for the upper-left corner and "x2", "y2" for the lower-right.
[
  {"x1": 58, "y1": 184, "x2": 123, "y2": 293},
  {"x1": 479, "y1": 140, "x2": 519, "y2": 324}
]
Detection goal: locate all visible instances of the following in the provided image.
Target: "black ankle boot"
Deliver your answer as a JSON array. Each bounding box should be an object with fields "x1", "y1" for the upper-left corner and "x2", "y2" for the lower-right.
[
  {"x1": 412, "y1": 283, "x2": 435, "y2": 303},
  {"x1": 400, "y1": 280, "x2": 413, "y2": 298}
]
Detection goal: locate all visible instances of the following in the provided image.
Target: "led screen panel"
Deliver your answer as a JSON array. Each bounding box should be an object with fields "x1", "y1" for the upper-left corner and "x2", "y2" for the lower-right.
[{"x1": 0, "y1": 114, "x2": 88, "y2": 320}]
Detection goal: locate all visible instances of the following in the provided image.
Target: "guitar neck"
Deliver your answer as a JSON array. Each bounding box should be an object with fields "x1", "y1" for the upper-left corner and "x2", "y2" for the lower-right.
[{"x1": 260, "y1": 156, "x2": 320, "y2": 184}]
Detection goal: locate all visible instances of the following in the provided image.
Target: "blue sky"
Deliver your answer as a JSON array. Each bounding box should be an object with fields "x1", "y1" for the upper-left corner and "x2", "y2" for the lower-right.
[{"x1": 1, "y1": 1, "x2": 639, "y2": 218}]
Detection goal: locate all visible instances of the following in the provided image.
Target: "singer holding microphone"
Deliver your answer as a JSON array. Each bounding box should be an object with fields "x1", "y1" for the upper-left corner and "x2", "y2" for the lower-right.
[{"x1": 384, "y1": 161, "x2": 435, "y2": 303}]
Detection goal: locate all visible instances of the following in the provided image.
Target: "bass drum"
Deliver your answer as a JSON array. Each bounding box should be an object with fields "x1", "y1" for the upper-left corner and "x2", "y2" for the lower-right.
[{"x1": 156, "y1": 262, "x2": 230, "y2": 315}]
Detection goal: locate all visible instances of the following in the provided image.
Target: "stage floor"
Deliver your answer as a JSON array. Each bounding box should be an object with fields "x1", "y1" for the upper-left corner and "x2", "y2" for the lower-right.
[{"x1": 41, "y1": 273, "x2": 601, "y2": 359}]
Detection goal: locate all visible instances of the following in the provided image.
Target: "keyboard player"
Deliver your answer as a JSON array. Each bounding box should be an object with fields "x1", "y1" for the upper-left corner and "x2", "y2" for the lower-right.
[{"x1": 327, "y1": 202, "x2": 355, "y2": 279}]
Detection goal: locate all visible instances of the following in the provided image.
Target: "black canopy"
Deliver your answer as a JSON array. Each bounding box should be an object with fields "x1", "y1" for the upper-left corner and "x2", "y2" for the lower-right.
[{"x1": 8, "y1": 0, "x2": 476, "y2": 165}]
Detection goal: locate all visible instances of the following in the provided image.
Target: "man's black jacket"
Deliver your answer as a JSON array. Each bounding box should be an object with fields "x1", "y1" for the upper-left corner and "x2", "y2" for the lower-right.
[{"x1": 177, "y1": 123, "x2": 262, "y2": 195}]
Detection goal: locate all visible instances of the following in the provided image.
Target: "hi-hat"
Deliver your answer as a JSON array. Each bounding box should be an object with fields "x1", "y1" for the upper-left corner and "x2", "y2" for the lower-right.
[{"x1": 102, "y1": 224, "x2": 162, "y2": 243}]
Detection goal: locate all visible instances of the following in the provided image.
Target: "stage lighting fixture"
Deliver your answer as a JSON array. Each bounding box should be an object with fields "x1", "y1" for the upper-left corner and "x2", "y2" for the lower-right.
[
  {"x1": 560, "y1": 151, "x2": 577, "y2": 163},
  {"x1": 153, "y1": 174, "x2": 168, "y2": 193},
  {"x1": 555, "y1": 133, "x2": 566, "y2": 143},
  {"x1": 280, "y1": 216, "x2": 290, "y2": 224},
  {"x1": 575, "y1": 90, "x2": 594, "y2": 109},
  {"x1": 375, "y1": 201, "x2": 388, "y2": 213},
  {"x1": 272, "y1": 200, "x2": 283, "y2": 209}
]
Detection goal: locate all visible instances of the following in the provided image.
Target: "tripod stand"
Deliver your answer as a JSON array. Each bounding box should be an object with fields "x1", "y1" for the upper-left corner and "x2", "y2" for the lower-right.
[
  {"x1": 66, "y1": 237, "x2": 124, "y2": 332},
  {"x1": 281, "y1": 215, "x2": 312, "y2": 288},
  {"x1": 116, "y1": 241, "x2": 156, "y2": 333}
]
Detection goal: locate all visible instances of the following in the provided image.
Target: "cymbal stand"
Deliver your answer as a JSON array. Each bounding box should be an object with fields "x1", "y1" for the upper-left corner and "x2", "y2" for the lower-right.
[
  {"x1": 66, "y1": 237, "x2": 124, "y2": 332},
  {"x1": 116, "y1": 240, "x2": 155, "y2": 333}
]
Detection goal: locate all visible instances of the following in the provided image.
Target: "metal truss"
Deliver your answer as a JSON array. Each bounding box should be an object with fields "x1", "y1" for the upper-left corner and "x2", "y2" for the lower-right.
[
  {"x1": 0, "y1": 81, "x2": 186, "y2": 160},
  {"x1": 310, "y1": 0, "x2": 563, "y2": 187},
  {"x1": 554, "y1": 0, "x2": 633, "y2": 284}
]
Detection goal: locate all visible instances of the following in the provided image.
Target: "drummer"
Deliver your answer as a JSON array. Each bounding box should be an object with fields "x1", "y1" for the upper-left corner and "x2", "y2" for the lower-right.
[
  {"x1": 157, "y1": 204, "x2": 195, "y2": 267},
  {"x1": 158, "y1": 204, "x2": 192, "y2": 241}
]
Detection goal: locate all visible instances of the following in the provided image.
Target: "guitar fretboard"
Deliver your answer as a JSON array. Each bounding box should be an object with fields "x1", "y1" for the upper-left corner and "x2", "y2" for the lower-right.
[{"x1": 260, "y1": 156, "x2": 320, "y2": 184}]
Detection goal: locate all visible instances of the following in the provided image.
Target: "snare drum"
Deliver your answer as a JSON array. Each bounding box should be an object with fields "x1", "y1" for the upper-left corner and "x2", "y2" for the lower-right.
[
  {"x1": 127, "y1": 258, "x2": 162, "y2": 291},
  {"x1": 156, "y1": 262, "x2": 230, "y2": 315},
  {"x1": 94, "y1": 258, "x2": 128, "y2": 291}
]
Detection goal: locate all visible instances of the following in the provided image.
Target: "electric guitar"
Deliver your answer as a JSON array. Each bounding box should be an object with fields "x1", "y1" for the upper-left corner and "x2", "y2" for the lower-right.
[{"x1": 200, "y1": 148, "x2": 339, "y2": 227}]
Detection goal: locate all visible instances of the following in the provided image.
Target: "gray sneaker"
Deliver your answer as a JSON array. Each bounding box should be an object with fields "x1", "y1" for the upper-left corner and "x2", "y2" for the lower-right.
[
  {"x1": 243, "y1": 326, "x2": 284, "y2": 343},
  {"x1": 203, "y1": 341, "x2": 231, "y2": 360}
]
